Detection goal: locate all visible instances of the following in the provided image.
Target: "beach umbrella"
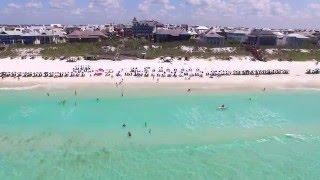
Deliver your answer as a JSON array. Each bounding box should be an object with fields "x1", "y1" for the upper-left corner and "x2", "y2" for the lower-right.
[{"x1": 94, "y1": 72, "x2": 103, "y2": 76}]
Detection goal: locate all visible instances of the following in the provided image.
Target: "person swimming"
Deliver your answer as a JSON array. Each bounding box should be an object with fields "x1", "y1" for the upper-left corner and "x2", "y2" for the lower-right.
[
  {"x1": 74, "y1": 90, "x2": 77, "y2": 96},
  {"x1": 46, "y1": 93, "x2": 50, "y2": 96},
  {"x1": 128, "y1": 131, "x2": 132, "y2": 137},
  {"x1": 148, "y1": 129, "x2": 151, "y2": 134},
  {"x1": 217, "y1": 104, "x2": 227, "y2": 110},
  {"x1": 145, "y1": 122, "x2": 147, "y2": 127},
  {"x1": 96, "y1": 98, "x2": 100, "y2": 102},
  {"x1": 122, "y1": 123, "x2": 126, "y2": 128},
  {"x1": 187, "y1": 88, "x2": 191, "y2": 93},
  {"x1": 58, "y1": 100, "x2": 66, "y2": 106}
]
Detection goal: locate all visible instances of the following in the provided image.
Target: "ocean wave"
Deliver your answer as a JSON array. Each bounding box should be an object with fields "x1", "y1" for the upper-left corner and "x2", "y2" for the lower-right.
[
  {"x1": 276, "y1": 87, "x2": 320, "y2": 91},
  {"x1": 0, "y1": 84, "x2": 41, "y2": 91},
  {"x1": 284, "y1": 133, "x2": 306, "y2": 141},
  {"x1": 256, "y1": 138, "x2": 268, "y2": 143}
]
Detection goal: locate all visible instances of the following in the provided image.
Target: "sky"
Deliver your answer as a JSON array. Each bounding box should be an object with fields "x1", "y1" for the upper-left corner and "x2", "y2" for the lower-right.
[{"x1": 1, "y1": 0, "x2": 320, "y2": 29}]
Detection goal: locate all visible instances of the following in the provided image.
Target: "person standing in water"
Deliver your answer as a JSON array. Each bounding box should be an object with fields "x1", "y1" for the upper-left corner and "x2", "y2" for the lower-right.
[
  {"x1": 128, "y1": 131, "x2": 132, "y2": 137},
  {"x1": 74, "y1": 90, "x2": 77, "y2": 96},
  {"x1": 218, "y1": 104, "x2": 226, "y2": 110}
]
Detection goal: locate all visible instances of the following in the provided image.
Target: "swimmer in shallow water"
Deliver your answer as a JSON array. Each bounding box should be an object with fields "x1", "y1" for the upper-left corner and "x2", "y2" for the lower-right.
[
  {"x1": 217, "y1": 104, "x2": 227, "y2": 110},
  {"x1": 46, "y1": 93, "x2": 50, "y2": 96},
  {"x1": 122, "y1": 123, "x2": 126, "y2": 128},
  {"x1": 128, "y1": 131, "x2": 132, "y2": 137}
]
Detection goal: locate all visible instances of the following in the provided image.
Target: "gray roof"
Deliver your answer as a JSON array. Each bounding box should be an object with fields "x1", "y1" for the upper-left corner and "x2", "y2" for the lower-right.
[
  {"x1": 67, "y1": 30, "x2": 107, "y2": 39},
  {"x1": 138, "y1": 20, "x2": 164, "y2": 27},
  {"x1": 249, "y1": 29, "x2": 276, "y2": 36},
  {"x1": 204, "y1": 32, "x2": 224, "y2": 38},
  {"x1": 155, "y1": 28, "x2": 188, "y2": 36}
]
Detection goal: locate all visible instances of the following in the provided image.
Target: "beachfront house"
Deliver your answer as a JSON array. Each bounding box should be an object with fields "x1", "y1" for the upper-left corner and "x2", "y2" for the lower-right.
[
  {"x1": 21, "y1": 31, "x2": 52, "y2": 45},
  {"x1": 199, "y1": 31, "x2": 225, "y2": 46},
  {"x1": 247, "y1": 29, "x2": 277, "y2": 46},
  {"x1": 154, "y1": 28, "x2": 191, "y2": 42},
  {"x1": 0, "y1": 26, "x2": 67, "y2": 45},
  {"x1": 226, "y1": 29, "x2": 250, "y2": 43},
  {"x1": 123, "y1": 25, "x2": 133, "y2": 37},
  {"x1": 0, "y1": 28, "x2": 24, "y2": 44},
  {"x1": 195, "y1": 26, "x2": 209, "y2": 35},
  {"x1": 272, "y1": 31, "x2": 286, "y2": 46},
  {"x1": 132, "y1": 17, "x2": 164, "y2": 38},
  {"x1": 285, "y1": 33, "x2": 310, "y2": 48},
  {"x1": 65, "y1": 26, "x2": 81, "y2": 34},
  {"x1": 67, "y1": 30, "x2": 107, "y2": 43},
  {"x1": 113, "y1": 24, "x2": 133, "y2": 38}
]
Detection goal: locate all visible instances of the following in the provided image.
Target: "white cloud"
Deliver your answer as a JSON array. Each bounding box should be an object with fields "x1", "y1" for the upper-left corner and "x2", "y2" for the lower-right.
[
  {"x1": 185, "y1": 0, "x2": 291, "y2": 17},
  {"x1": 308, "y1": 2, "x2": 320, "y2": 9},
  {"x1": 7, "y1": 3, "x2": 22, "y2": 9},
  {"x1": 88, "y1": 0, "x2": 121, "y2": 9},
  {"x1": 72, "y1": 8, "x2": 83, "y2": 15},
  {"x1": 25, "y1": 0, "x2": 43, "y2": 9},
  {"x1": 233, "y1": 0, "x2": 291, "y2": 17},
  {"x1": 307, "y1": 3, "x2": 320, "y2": 17},
  {"x1": 138, "y1": 0, "x2": 175, "y2": 12},
  {"x1": 49, "y1": 0, "x2": 75, "y2": 9}
]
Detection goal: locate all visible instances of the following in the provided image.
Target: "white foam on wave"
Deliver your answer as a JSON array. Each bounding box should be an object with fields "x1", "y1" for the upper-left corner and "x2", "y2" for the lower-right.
[
  {"x1": 0, "y1": 84, "x2": 42, "y2": 91},
  {"x1": 284, "y1": 133, "x2": 306, "y2": 141},
  {"x1": 275, "y1": 87, "x2": 320, "y2": 91},
  {"x1": 256, "y1": 138, "x2": 268, "y2": 143}
]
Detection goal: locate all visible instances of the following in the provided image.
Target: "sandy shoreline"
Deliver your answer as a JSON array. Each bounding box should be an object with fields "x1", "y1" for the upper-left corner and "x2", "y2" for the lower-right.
[{"x1": 0, "y1": 57, "x2": 319, "y2": 91}]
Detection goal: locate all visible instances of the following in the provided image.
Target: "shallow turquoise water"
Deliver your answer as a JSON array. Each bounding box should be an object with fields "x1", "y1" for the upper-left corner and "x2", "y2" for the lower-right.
[{"x1": 0, "y1": 89, "x2": 319, "y2": 179}]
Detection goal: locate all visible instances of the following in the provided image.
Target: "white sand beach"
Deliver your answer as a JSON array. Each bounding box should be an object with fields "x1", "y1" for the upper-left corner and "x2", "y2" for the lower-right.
[{"x1": 0, "y1": 56, "x2": 319, "y2": 91}]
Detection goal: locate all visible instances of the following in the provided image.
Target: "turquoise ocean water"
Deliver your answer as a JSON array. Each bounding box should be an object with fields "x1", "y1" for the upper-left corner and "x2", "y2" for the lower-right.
[{"x1": 0, "y1": 88, "x2": 319, "y2": 179}]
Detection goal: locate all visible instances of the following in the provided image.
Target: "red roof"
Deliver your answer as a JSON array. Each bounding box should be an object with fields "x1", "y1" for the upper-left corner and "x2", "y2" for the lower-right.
[{"x1": 67, "y1": 30, "x2": 107, "y2": 39}]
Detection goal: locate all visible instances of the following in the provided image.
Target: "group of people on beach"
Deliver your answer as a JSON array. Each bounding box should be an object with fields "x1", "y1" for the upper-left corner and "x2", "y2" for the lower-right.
[
  {"x1": 306, "y1": 68, "x2": 320, "y2": 74},
  {"x1": 0, "y1": 64, "x2": 291, "y2": 80},
  {"x1": 122, "y1": 122, "x2": 151, "y2": 138},
  {"x1": 116, "y1": 67, "x2": 290, "y2": 79}
]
